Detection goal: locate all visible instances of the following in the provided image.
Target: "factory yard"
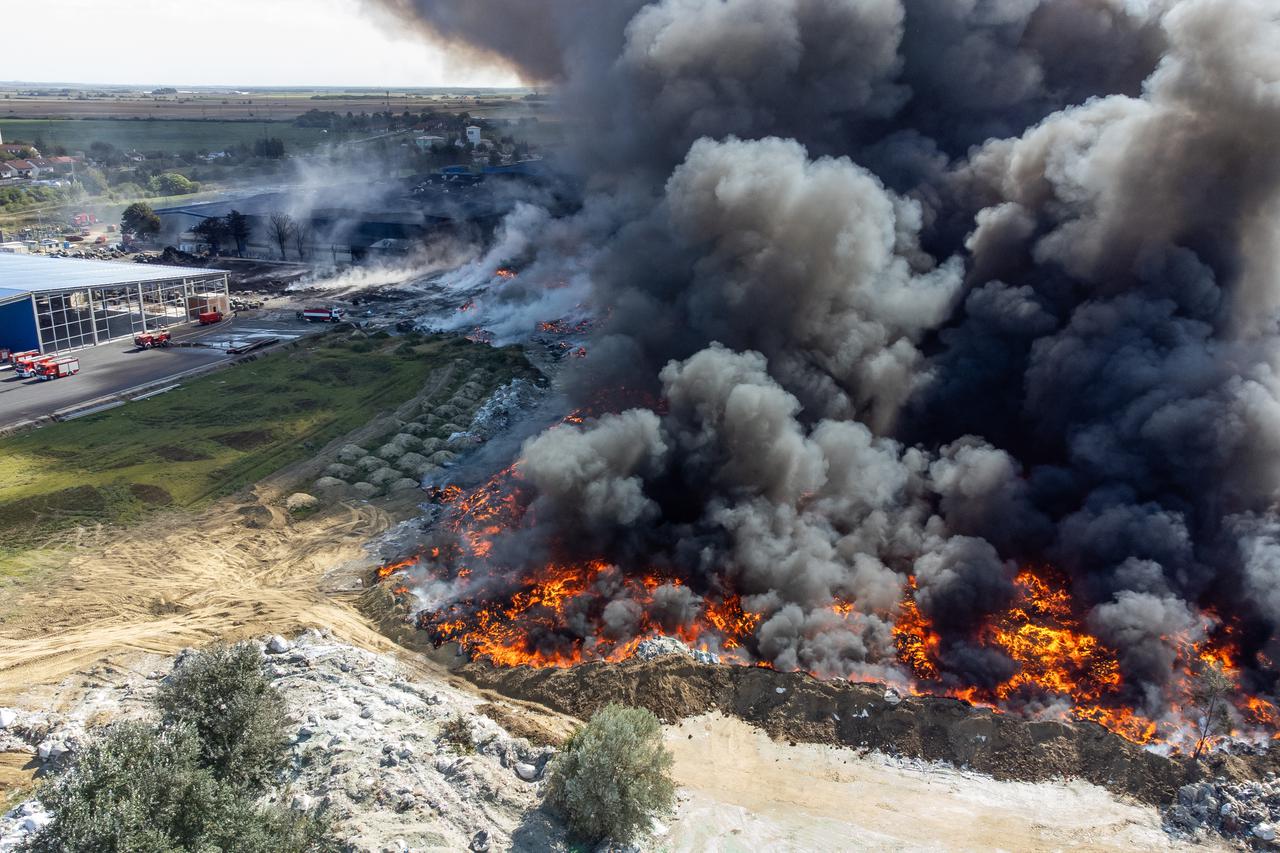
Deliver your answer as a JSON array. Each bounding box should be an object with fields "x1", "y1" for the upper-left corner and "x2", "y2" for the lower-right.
[{"x1": 0, "y1": 312, "x2": 311, "y2": 431}]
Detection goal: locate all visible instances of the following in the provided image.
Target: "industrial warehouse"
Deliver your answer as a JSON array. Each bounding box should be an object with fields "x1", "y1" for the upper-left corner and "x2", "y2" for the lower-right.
[{"x1": 0, "y1": 254, "x2": 229, "y2": 354}]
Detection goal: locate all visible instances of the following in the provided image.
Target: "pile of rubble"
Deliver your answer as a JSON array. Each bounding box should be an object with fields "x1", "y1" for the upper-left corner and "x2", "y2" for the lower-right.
[
  {"x1": 633, "y1": 636, "x2": 720, "y2": 666},
  {"x1": 1166, "y1": 775, "x2": 1280, "y2": 847},
  {"x1": 0, "y1": 631, "x2": 569, "y2": 852}
]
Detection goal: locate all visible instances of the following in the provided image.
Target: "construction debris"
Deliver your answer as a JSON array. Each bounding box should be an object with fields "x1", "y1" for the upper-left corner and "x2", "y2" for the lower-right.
[
  {"x1": 1166, "y1": 776, "x2": 1280, "y2": 848},
  {"x1": 633, "y1": 636, "x2": 720, "y2": 666}
]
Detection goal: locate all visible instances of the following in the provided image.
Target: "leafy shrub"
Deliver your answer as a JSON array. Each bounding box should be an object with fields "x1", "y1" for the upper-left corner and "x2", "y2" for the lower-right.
[
  {"x1": 20, "y1": 722, "x2": 331, "y2": 853},
  {"x1": 156, "y1": 642, "x2": 288, "y2": 789},
  {"x1": 439, "y1": 713, "x2": 474, "y2": 754},
  {"x1": 545, "y1": 704, "x2": 675, "y2": 844},
  {"x1": 149, "y1": 172, "x2": 199, "y2": 196}
]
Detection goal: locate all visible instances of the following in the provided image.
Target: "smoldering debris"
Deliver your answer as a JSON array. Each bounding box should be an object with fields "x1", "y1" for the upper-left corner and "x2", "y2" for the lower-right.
[{"x1": 370, "y1": 0, "x2": 1280, "y2": 742}]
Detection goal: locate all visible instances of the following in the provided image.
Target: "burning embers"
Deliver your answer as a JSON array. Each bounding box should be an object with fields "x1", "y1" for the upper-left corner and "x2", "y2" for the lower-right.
[{"x1": 375, "y1": 467, "x2": 1280, "y2": 749}]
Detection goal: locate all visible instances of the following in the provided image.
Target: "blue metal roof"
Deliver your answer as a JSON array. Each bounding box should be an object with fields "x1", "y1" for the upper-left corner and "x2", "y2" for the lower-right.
[{"x1": 0, "y1": 254, "x2": 225, "y2": 298}]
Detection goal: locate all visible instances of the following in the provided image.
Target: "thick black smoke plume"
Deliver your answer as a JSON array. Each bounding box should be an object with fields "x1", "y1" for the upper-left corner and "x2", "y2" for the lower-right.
[{"x1": 378, "y1": 0, "x2": 1280, "y2": 721}]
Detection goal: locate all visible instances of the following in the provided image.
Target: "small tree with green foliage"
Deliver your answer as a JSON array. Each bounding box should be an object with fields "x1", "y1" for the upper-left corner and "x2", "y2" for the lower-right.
[
  {"x1": 23, "y1": 705, "x2": 331, "y2": 852},
  {"x1": 225, "y1": 209, "x2": 251, "y2": 256},
  {"x1": 157, "y1": 642, "x2": 289, "y2": 789},
  {"x1": 121, "y1": 201, "x2": 160, "y2": 239},
  {"x1": 545, "y1": 704, "x2": 675, "y2": 844},
  {"x1": 150, "y1": 172, "x2": 199, "y2": 196},
  {"x1": 192, "y1": 216, "x2": 229, "y2": 255},
  {"x1": 1189, "y1": 660, "x2": 1234, "y2": 761}
]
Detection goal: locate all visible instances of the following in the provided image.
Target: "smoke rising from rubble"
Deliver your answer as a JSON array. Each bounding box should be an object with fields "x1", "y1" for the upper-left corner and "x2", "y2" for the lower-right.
[{"x1": 381, "y1": 0, "x2": 1280, "y2": 723}]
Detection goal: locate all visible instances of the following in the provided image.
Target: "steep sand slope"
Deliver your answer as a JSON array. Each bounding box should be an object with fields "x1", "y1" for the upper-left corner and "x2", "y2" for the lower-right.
[{"x1": 663, "y1": 713, "x2": 1216, "y2": 852}]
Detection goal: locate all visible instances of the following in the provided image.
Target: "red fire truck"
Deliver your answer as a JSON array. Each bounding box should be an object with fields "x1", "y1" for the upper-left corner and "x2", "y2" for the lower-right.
[
  {"x1": 7, "y1": 349, "x2": 38, "y2": 367},
  {"x1": 134, "y1": 329, "x2": 172, "y2": 349},
  {"x1": 297, "y1": 307, "x2": 344, "y2": 323},
  {"x1": 198, "y1": 310, "x2": 224, "y2": 325},
  {"x1": 35, "y1": 357, "x2": 80, "y2": 381},
  {"x1": 14, "y1": 353, "x2": 55, "y2": 378}
]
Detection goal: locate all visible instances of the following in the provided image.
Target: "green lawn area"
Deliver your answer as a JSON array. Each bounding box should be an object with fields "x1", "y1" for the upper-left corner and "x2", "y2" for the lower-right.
[
  {"x1": 0, "y1": 119, "x2": 347, "y2": 153},
  {"x1": 0, "y1": 333, "x2": 528, "y2": 569}
]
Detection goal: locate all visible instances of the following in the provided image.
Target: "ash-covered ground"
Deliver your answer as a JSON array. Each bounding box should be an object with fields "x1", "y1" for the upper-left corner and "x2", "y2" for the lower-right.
[{"x1": 0, "y1": 632, "x2": 1210, "y2": 853}]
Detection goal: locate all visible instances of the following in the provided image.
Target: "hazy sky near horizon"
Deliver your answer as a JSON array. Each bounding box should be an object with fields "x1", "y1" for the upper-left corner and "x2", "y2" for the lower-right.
[{"x1": 7, "y1": 0, "x2": 521, "y2": 88}]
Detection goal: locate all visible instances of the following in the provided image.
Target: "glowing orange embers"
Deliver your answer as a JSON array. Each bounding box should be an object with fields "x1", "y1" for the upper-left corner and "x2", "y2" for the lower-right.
[
  {"x1": 381, "y1": 459, "x2": 1277, "y2": 747},
  {"x1": 892, "y1": 567, "x2": 1160, "y2": 742}
]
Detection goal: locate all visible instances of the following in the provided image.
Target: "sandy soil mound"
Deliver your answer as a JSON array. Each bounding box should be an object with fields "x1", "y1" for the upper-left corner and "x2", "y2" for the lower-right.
[
  {"x1": 665, "y1": 713, "x2": 1215, "y2": 852},
  {"x1": 459, "y1": 656, "x2": 1189, "y2": 805}
]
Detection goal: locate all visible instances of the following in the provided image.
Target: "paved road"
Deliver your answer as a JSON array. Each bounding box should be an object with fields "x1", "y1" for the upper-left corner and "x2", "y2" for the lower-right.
[{"x1": 0, "y1": 312, "x2": 313, "y2": 430}]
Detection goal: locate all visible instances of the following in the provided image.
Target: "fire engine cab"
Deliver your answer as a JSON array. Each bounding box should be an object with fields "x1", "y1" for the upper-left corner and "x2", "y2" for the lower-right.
[
  {"x1": 14, "y1": 354, "x2": 55, "y2": 378},
  {"x1": 134, "y1": 329, "x2": 172, "y2": 349},
  {"x1": 35, "y1": 357, "x2": 80, "y2": 381}
]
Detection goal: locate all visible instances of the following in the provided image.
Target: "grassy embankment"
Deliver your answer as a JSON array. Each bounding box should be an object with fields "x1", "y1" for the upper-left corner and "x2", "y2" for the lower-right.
[{"x1": 0, "y1": 332, "x2": 528, "y2": 579}]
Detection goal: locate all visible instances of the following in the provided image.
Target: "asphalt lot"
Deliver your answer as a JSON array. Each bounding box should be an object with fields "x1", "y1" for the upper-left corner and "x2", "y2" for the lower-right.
[{"x1": 0, "y1": 312, "x2": 313, "y2": 430}]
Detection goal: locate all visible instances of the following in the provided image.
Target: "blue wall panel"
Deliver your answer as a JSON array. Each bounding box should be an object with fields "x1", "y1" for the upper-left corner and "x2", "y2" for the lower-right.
[{"x1": 0, "y1": 299, "x2": 39, "y2": 352}]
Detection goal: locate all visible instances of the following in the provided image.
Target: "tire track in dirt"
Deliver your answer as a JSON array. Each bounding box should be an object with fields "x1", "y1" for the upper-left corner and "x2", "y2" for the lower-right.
[
  {"x1": 0, "y1": 364, "x2": 466, "y2": 699},
  {"x1": 0, "y1": 491, "x2": 399, "y2": 701}
]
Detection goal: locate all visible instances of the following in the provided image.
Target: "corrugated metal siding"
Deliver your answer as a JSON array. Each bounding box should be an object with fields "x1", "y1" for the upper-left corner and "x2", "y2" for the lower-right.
[{"x1": 0, "y1": 299, "x2": 38, "y2": 352}]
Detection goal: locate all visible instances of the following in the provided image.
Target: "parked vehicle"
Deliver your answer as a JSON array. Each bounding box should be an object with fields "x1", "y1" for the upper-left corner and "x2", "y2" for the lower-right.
[
  {"x1": 297, "y1": 307, "x2": 344, "y2": 323},
  {"x1": 134, "y1": 329, "x2": 172, "y2": 349},
  {"x1": 7, "y1": 349, "x2": 39, "y2": 367},
  {"x1": 15, "y1": 355, "x2": 56, "y2": 378},
  {"x1": 198, "y1": 310, "x2": 224, "y2": 326},
  {"x1": 35, "y1": 357, "x2": 80, "y2": 381}
]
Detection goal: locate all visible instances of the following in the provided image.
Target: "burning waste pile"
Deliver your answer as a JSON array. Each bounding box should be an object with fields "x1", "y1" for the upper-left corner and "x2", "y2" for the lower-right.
[{"x1": 370, "y1": 0, "x2": 1280, "y2": 759}]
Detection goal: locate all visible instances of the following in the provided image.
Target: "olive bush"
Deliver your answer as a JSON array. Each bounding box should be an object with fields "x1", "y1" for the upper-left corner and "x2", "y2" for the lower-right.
[
  {"x1": 545, "y1": 703, "x2": 675, "y2": 844},
  {"x1": 156, "y1": 642, "x2": 288, "y2": 789},
  {"x1": 20, "y1": 722, "x2": 330, "y2": 853},
  {"x1": 23, "y1": 642, "x2": 333, "y2": 852}
]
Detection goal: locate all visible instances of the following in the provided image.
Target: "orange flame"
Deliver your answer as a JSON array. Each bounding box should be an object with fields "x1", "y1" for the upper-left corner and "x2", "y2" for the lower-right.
[{"x1": 382, "y1": 464, "x2": 1276, "y2": 748}]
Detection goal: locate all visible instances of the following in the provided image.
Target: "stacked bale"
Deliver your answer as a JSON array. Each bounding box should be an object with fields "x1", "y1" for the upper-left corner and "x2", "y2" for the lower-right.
[
  {"x1": 337, "y1": 444, "x2": 367, "y2": 464},
  {"x1": 324, "y1": 463, "x2": 356, "y2": 480},
  {"x1": 397, "y1": 452, "x2": 428, "y2": 475},
  {"x1": 429, "y1": 450, "x2": 458, "y2": 466}
]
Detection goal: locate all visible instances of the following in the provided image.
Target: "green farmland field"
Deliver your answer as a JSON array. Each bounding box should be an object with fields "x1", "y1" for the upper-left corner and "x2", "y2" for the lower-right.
[{"x1": 0, "y1": 119, "x2": 347, "y2": 153}]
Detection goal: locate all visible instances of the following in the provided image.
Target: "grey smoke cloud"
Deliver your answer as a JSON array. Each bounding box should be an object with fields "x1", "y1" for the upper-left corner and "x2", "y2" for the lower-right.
[{"x1": 381, "y1": 0, "x2": 1280, "y2": 715}]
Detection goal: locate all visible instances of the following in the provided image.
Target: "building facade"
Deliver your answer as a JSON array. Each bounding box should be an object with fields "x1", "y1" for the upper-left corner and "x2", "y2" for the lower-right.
[{"x1": 0, "y1": 255, "x2": 229, "y2": 354}]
